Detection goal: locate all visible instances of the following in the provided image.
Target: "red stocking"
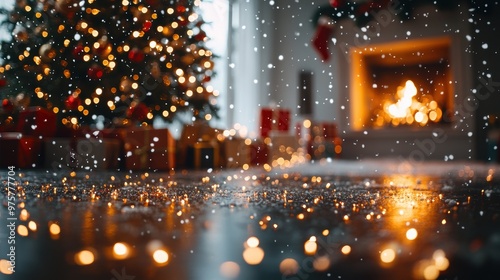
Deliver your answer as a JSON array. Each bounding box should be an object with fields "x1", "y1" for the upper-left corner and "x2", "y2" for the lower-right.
[{"x1": 312, "y1": 16, "x2": 335, "y2": 62}]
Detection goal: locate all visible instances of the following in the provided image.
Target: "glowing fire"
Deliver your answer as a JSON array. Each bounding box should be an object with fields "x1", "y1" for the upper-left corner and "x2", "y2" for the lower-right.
[{"x1": 378, "y1": 80, "x2": 443, "y2": 127}]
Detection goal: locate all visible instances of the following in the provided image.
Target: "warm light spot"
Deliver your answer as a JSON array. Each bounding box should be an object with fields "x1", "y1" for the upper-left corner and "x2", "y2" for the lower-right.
[
  {"x1": 313, "y1": 256, "x2": 330, "y2": 271},
  {"x1": 343, "y1": 215, "x2": 349, "y2": 221},
  {"x1": 406, "y1": 228, "x2": 418, "y2": 240},
  {"x1": 220, "y1": 261, "x2": 240, "y2": 279},
  {"x1": 19, "y1": 209, "x2": 29, "y2": 221},
  {"x1": 153, "y1": 249, "x2": 169, "y2": 264},
  {"x1": 17, "y1": 225, "x2": 28, "y2": 237},
  {"x1": 423, "y1": 265, "x2": 439, "y2": 280},
  {"x1": 28, "y1": 221, "x2": 37, "y2": 231},
  {"x1": 341, "y1": 245, "x2": 351, "y2": 255},
  {"x1": 246, "y1": 237, "x2": 259, "y2": 248},
  {"x1": 380, "y1": 248, "x2": 396, "y2": 263},
  {"x1": 303, "y1": 119, "x2": 311, "y2": 128},
  {"x1": 0, "y1": 259, "x2": 14, "y2": 274},
  {"x1": 304, "y1": 239, "x2": 318, "y2": 255},
  {"x1": 441, "y1": 219, "x2": 446, "y2": 225},
  {"x1": 113, "y1": 242, "x2": 130, "y2": 259},
  {"x1": 242, "y1": 247, "x2": 265, "y2": 265},
  {"x1": 49, "y1": 223, "x2": 61, "y2": 235},
  {"x1": 433, "y1": 250, "x2": 449, "y2": 271},
  {"x1": 75, "y1": 250, "x2": 95, "y2": 266},
  {"x1": 322, "y1": 229, "x2": 329, "y2": 236},
  {"x1": 279, "y1": 258, "x2": 299, "y2": 276},
  {"x1": 297, "y1": 213, "x2": 305, "y2": 220}
]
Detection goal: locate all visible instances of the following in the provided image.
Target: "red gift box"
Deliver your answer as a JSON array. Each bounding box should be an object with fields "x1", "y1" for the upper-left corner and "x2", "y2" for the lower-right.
[
  {"x1": 124, "y1": 127, "x2": 176, "y2": 171},
  {"x1": 249, "y1": 139, "x2": 269, "y2": 166},
  {"x1": 260, "y1": 108, "x2": 290, "y2": 138},
  {"x1": 0, "y1": 132, "x2": 43, "y2": 168},
  {"x1": 16, "y1": 107, "x2": 56, "y2": 138},
  {"x1": 317, "y1": 122, "x2": 338, "y2": 139}
]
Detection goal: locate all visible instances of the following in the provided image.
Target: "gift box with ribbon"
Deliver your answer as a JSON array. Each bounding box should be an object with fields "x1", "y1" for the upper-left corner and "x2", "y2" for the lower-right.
[
  {"x1": 259, "y1": 107, "x2": 290, "y2": 138},
  {"x1": 178, "y1": 120, "x2": 221, "y2": 168},
  {"x1": 0, "y1": 132, "x2": 43, "y2": 168},
  {"x1": 124, "y1": 127, "x2": 176, "y2": 171},
  {"x1": 16, "y1": 106, "x2": 57, "y2": 138},
  {"x1": 186, "y1": 137, "x2": 220, "y2": 169}
]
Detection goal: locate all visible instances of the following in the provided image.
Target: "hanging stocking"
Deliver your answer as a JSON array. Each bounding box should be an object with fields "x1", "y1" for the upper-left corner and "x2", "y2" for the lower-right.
[{"x1": 311, "y1": 16, "x2": 335, "y2": 62}]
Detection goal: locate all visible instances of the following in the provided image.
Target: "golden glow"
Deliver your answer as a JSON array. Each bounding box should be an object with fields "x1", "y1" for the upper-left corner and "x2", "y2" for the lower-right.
[
  {"x1": 341, "y1": 245, "x2": 352, "y2": 255},
  {"x1": 0, "y1": 259, "x2": 14, "y2": 275},
  {"x1": 28, "y1": 221, "x2": 37, "y2": 231},
  {"x1": 279, "y1": 258, "x2": 299, "y2": 276},
  {"x1": 75, "y1": 250, "x2": 95, "y2": 266},
  {"x1": 17, "y1": 225, "x2": 28, "y2": 237},
  {"x1": 313, "y1": 256, "x2": 330, "y2": 271},
  {"x1": 304, "y1": 239, "x2": 318, "y2": 255},
  {"x1": 219, "y1": 261, "x2": 240, "y2": 279},
  {"x1": 49, "y1": 223, "x2": 61, "y2": 235},
  {"x1": 242, "y1": 247, "x2": 265, "y2": 265},
  {"x1": 381, "y1": 80, "x2": 443, "y2": 127},
  {"x1": 380, "y1": 248, "x2": 396, "y2": 263},
  {"x1": 19, "y1": 209, "x2": 29, "y2": 221},
  {"x1": 113, "y1": 242, "x2": 130, "y2": 259},
  {"x1": 246, "y1": 237, "x2": 259, "y2": 248},
  {"x1": 406, "y1": 228, "x2": 418, "y2": 240},
  {"x1": 152, "y1": 249, "x2": 169, "y2": 264}
]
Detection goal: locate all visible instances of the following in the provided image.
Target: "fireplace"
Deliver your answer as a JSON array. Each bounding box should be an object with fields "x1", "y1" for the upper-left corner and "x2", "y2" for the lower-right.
[
  {"x1": 340, "y1": 35, "x2": 474, "y2": 161},
  {"x1": 350, "y1": 36, "x2": 453, "y2": 130}
]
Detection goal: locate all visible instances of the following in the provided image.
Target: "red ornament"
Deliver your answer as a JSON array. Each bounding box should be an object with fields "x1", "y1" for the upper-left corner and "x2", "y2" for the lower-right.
[
  {"x1": 87, "y1": 65, "x2": 104, "y2": 80},
  {"x1": 145, "y1": 0, "x2": 159, "y2": 6},
  {"x1": 203, "y1": 75, "x2": 211, "y2": 83},
  {"x1": 72, "y1": 44, "x2": 85, "y2": 60},
  {"x1": 0, "y1": 78, "x2": 7, "y2": 88},
  {"x1": 127, "y1": 102, "x2": 149, "y2": 122},
  {"x1": 194, "y1": 31, "x2": 206, "y2": 41},
  {"x1": 65, "y1": 95, "x2": 81, "y2": 110},
  {"x1": 2, "y1": 98, "x2": 14, "y2": 113},
  {"x1": 330, "y1": 0, "x2": 346, "y2": 8},
  {"x1": 128, "y1": 48, "x2": 145, "y2": 63},
  {"x1": 143, "y1": 20, "x2": 153, "y2": 32},
  {"x1": 177, "y1": 5, "x2": 186, "y2": 14}
]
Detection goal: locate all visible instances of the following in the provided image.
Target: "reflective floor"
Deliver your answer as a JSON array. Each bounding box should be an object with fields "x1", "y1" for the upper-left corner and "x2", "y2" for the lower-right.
[{"x1": 1, "y1": 160, "x2": 500, "y2": 280}]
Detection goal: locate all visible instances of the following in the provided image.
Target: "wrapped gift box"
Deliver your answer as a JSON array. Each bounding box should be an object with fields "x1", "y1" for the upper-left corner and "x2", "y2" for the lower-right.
[
  {"x1": 309, "y1": 122, "x2": 338, "y2": 140},
  {"x1": 249, "y1": 139, "x2": 269, "y2": 166},
  {"x1": 16, "y1": 107, "x2": 56, "y2": 138},
  {"x1": 44, "y1": 137, "x2": 121, "y2": 170},
  {"x1": 124, "y1": 127, "x2": 176, "y2": 171},
  {"x1": 219, "y1": 137, "x2": 251, "y2": 168},
  {"x1": 186, "y1": 140, "x2": 220, "y2": 169},
  {"x1": 259, "y1": 108, "x2": 290, "y2": 138},
  {"x1": 178, "y1": 120, "x2": 221, "y2": 168},
  {"x1": 0, "y1": 132, "x2": 43, "y2": 168}
]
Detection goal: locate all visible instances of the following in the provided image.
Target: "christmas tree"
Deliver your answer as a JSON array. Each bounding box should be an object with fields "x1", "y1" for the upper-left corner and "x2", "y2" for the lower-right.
[{"x1": 0, "y1": 0, "x2": 218, "y2": 127}]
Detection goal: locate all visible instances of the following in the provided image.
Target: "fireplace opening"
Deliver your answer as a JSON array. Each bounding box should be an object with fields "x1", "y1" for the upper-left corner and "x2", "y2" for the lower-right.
[{"x1": 350, "y1": 36, "x2": 454, "y2": 130}]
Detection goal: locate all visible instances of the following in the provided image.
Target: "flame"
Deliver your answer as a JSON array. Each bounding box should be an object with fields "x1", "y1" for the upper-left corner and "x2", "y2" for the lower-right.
[{"x1": 380, "y1": 80, "x2": 443, "y2": 127}]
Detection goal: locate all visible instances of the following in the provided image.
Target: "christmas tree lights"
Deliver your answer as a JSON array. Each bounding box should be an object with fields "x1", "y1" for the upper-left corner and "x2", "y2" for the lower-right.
[{"x1": 0, "y1": 0, "x2": 218, "y2": 127}]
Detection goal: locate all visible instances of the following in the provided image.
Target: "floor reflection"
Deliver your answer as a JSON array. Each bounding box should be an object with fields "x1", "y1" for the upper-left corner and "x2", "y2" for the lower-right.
[{"x1": 0, "y1": 167, "x2": 499, "y2": 279}]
